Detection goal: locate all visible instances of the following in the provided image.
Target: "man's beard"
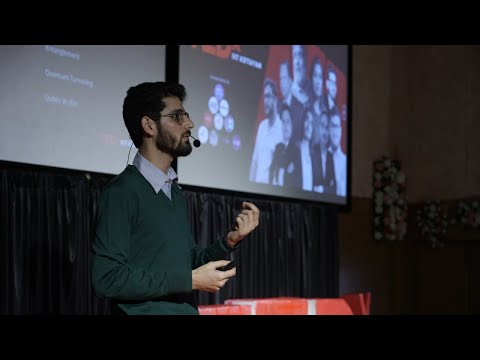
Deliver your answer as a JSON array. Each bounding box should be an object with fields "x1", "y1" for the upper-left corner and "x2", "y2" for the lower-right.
[{"x1": 155, "y1": 126, "x2": 192, "y2": 157}]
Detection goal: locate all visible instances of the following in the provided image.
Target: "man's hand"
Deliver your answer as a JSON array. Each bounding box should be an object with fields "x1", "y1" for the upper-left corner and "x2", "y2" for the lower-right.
[
  {"x1": 192, "y1": 260, "x2": 236, "y2": 292},
  {"x1": 226, "y1": 201, "x2": 260, "y2": 247}
]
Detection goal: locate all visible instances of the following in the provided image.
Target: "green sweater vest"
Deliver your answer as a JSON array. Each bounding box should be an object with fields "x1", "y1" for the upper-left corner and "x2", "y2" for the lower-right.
[{"x1": 91, "y1": 165, "x2": 231, "y2": 315}]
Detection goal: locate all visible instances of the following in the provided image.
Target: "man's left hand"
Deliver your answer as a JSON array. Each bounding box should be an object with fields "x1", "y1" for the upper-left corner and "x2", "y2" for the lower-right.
[{"x1": 226, "y1": 201, "x2": 260, "y2": 247}]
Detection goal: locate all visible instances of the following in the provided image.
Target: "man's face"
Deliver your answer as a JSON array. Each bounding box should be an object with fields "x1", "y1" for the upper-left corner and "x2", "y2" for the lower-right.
[
  {"x1": 279, "y1": 63, "x2": 292, "y2": 99},
  {"x1": 312, "y1": 63, "x2": 323, "y2": 97},
  {"x1": 327, "y1": 71, "x2": 337, "y2": 100},
  {"x1": 281, "y1": 109, "x2": 292, "y2": 142},
  {"x1": 292, "y1": 45, "x2": 305, "y2": 83},
  {"x1": 329, "y1": 114, "x2": 342, "y2": 149},
  {"x1": 304, "y1": 111, "x2": 313, "y2": 141},
  {"x1": 319, "y1": 113, "x2": 329, "y2": 147},
  {"x1": 155, "y1": 96, "x2": 193, "y2": 157},
  {"x1": 263, "y1": 83, "x2": 275, "y2": 117}
]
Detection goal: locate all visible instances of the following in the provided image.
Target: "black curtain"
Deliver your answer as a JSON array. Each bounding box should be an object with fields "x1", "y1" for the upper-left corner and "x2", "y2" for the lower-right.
[
  {"x1": 184, "y1": 190, "x2": 338, "y2": 306},
  {"x1": 0, "y1": 163, "x2": 112, "y2": 315},
  {"x1": 1, "y1": 162, "x2": 338, "y2": 314}
]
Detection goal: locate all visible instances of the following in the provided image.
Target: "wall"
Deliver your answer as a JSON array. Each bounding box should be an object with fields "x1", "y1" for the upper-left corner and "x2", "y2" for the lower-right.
[
  {"x1": 339, "y1": 45, "x2": 480, "y2": 314},
  {"x1": 391, "y1": 45, "x2": 480, "y2": 202},
  {"x1": 339, "y1": 197, "x2": 479, "y2": 314},
  {"x1": 350, "y1": 45, "x2": 393, "y2": 198},
  {"x1": 350, "y1": 45, "x2": 480, "y2": 201}
]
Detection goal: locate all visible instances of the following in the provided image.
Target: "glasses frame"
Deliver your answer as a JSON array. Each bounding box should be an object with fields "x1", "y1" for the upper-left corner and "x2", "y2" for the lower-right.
[{"x1": 159, "y1": 109, "x2": 190, "y2": 125}]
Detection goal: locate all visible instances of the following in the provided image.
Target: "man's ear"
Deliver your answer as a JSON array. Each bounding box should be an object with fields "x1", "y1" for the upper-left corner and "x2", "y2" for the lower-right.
[{"x1": 141, "y1": 116, "x2": 155, "y2": 135}]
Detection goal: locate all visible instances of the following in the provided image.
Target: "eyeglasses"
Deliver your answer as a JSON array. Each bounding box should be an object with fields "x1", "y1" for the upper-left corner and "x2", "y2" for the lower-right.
[{"x1": 159, "y1": 109, "x2": 190, "y2": 125}]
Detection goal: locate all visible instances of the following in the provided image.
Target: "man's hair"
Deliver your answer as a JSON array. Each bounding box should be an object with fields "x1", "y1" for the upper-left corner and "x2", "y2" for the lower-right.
[
  {"x1": 122, "y1": 82, "x2": 187, "y2": 148},
  {"x1": 279, "y1": 103, "x2": 292, "y2": 121},
  {"x1": 319, "y1": 110, "x2": 330, "y2": 123},
  {"x1": 263, "y1": 78, "x2": 277, "y2": 98},
  {"x1": 327, "y1": 64, "x2": 336, "y2": 78},
  {"x1": 311, "y1": 57, "x2": 323, "y2": 77},
  {"x1": 292, "y1": 45, "x2": 307, "y2": 64}
]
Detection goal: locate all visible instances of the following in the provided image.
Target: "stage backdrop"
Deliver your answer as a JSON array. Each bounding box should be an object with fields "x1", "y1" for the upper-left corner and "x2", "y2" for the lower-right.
[{"x1": 0, "y1": 162, "x2": 338, "y2": 315}]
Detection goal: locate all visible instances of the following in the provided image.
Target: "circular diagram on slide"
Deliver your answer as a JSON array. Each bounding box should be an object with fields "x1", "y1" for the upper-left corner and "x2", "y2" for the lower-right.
[
  {"x1": 219, "y1": 99, "x2": 229, "y2": 117},
  {"x1": 224, "y1": 114, "x2": 235, "y2": 133},
  {"x1": 197, "y1": 125, "x2": 209, "y2": 144},
  {"x1": 213, "y1": 113, "x2": 224, "y2": 131},
  {"x1": 214, "y1": 83, "x2": 224, "y2": 101},
  {"x1": 232, "y1": 134, "x2": 241, "y2": 151},
  {"x1": 209, "y1": 129, "x2": 218, "y2": 147},
  {"x1": 203, "y1": 111, "x2": 213, "y2": 128},
  {"x1": 208, "y1": 96, "x2": 219, "y2": 114}
]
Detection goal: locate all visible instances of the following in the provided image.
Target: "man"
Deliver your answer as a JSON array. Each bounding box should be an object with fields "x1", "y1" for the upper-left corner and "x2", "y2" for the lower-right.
[
  {"x1": 269, "y1": 105, "x2": 298, "y2": 188},
  {"x1": 329, "y1": 113, "x2": 346, "y2": 197},
  {"x1": 312, "y1": 111, "x2": 335, "y2": 194},
  {"x1": 326, "y1": 64, "x2": 340, "y2": 119},
  {"x1": 91, "y1": 82, "x2": 260, "y2": 315},
  {"x1": 279, "y1": 60, "x2": 292, "y2": 107},
  {"x1": 249, "y1": 78, "x2": 283, "y2": 184},
  {"x1": 311, "y1": 57, "x2": 328, "y2": 117},
  {"x1": 290, "y1": 45, "x2": 312, "y2": 144},
  {"x1": 297, "y1": 110, "x2": 314, "y2": 192}
]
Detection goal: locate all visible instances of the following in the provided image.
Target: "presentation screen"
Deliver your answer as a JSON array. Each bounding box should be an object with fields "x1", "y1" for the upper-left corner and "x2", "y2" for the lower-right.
[
  {"x1": 0, "y1": 45, "x2": 166, "y2": 175},
  {"x1": 178, "y1": 45, "x2": 350, "y2": 205}
]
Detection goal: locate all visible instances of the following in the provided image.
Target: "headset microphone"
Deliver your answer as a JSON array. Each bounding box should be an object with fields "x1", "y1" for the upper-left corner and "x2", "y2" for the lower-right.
[{"x1": 190, "y1": 135, "x2": 201, "y2": 148}]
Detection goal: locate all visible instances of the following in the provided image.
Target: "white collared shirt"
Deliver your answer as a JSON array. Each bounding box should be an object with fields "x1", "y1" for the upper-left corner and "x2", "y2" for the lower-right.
[{"x1": 132, "y1": 152, "x2": 178, "y2": 200}]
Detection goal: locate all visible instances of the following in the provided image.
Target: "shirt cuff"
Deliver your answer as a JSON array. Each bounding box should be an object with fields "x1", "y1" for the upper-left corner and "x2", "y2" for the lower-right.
[{"x1": 222, "y1": 234, "x2": 241, "y2": 252}]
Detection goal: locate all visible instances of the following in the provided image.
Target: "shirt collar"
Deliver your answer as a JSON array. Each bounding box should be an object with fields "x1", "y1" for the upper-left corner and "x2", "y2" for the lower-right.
[{"x1": 132, "y1": 152, "x2": 178, "y2": 194}]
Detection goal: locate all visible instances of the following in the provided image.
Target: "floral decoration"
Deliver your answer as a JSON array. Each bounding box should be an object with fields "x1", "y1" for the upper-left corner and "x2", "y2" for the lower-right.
[
  {"x1": 373, "y1": 156, "x2": 408, "y2": 242},
  {"x1": 415, "y1": 201, "x2": 449, "y2": 248},
  {"x1": 456, "y1": 199, "x2": 480, "y2": 228}
]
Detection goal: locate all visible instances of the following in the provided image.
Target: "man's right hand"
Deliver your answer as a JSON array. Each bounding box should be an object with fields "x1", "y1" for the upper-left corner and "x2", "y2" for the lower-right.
[{"x1": 192, "y1": 260, "x2": 236, "y2": 293}]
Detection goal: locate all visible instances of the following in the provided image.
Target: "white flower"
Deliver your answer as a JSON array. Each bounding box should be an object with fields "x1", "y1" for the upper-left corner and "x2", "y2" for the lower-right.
[
  {"x1": 417, "y1": 201, "x2": 449, "y2": 247},
  {"x1": 373, "y1": 156, "x2": 408, "y2": 242}
]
